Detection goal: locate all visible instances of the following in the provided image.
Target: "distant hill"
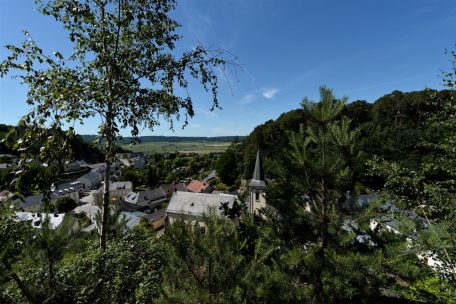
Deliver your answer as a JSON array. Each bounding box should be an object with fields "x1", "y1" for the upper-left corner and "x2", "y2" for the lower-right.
[{"x1": 80, "y1": 135, "x2": 246, "y2": 144}]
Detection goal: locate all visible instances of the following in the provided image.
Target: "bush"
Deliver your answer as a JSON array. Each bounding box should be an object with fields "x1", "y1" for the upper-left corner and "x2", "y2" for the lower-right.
[{"x1": 55, "y1": 196, "x2": 77, "y2": 213}]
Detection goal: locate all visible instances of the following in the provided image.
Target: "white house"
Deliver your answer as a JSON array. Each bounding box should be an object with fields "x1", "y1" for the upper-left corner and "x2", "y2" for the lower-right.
[{"x1": 15, "y1": 212, "x2": 79, "y2": 232}]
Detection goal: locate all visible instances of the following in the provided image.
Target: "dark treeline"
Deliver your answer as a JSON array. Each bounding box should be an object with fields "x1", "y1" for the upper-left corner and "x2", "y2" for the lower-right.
[
  {"x1": 0, "y1": 124, "x2": 104, "y2": 164},
  {"x1": 80, "y1": 134, "x2": 246, "y2": 144},
  {"x1": 216, "y1": 89, "x2": 452, "y2": 191}
]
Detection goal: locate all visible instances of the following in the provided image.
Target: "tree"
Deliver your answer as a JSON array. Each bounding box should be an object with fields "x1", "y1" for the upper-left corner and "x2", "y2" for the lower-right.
[
  {"x1": 0, "y1": 203, "x2": 38, "y2": 304},
  {"x1": 31, "y1": 214, "x2": 78, "y2": 301},
  {"x1": 215, "y1": 146, "x2": 238, "y2": 186},
  {"x1": 367, "y1": 47, "x2": 456, "y2": 301},
  {"x1": 54, "y1": 196, "x2": 77, "y2": 213},
  {"x1": 269, "y1": 86, "x2": 422, "y2": 303},
  {"x1": 161, "y1": 210, "x2": 281, "y2": 303},
  {"x1": 1, "y1": 0, "x2": 234, "y2": 250},
  {"x1": 146, "y1": 165, "x2": 159, "y2": 187}
]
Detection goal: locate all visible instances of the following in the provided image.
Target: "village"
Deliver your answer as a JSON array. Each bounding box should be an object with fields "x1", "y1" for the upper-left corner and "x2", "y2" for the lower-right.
[{"x1": 0, "y1": 148, "x2": 267, "y2": 234}]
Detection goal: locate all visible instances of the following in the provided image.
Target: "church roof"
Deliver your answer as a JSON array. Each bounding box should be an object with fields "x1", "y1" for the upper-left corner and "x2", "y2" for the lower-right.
[
  {"x1": 166, "y1": 191, "x2": 236, "y2": 217},
  {"x1": 252, "y1": 148, "x2": 264, "y2": 181},
  {"x1": 249, "y1": 148, "x2": 266, "y2": 188}
]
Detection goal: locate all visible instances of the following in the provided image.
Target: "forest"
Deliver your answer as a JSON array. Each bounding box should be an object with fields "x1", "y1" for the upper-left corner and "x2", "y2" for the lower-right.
[{"x1": 0, "y1": 0, "x2": 455, "y2": 303}]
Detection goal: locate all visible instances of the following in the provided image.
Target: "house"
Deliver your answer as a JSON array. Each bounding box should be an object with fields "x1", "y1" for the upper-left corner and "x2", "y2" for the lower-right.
[
  {"x1": 15, "y1": 212, "x2": 79, "y2": 232},
  {"x1": 58, "y1": 181, "x2": 84, "y2": 192},
  {"x1": 54, "y1": 188, "x2": 80, "y2": 205},
  {"x1": 19, "y1": 188, "x2": 80, "y2": 212},
  {"x1": 160, "y1": 182, "x2": 187, "y2": 197},
  {"x1": 186, "y1": 180, "x2": 213, "y2": 193},
  {"x1": 202, "y1": 170, "x2": 217, "y2": 183},
  {"x1": 121, "y1": 211, "x2": 147, "y2": 229},
  {"x1": 166, "y1": 191, "x2": 237, "y2": 224},
  {"x1": 77, "y1": 171, "x2": 102, "y2": 189},
  {"x1": 145, "y1": 208, "x2": 167, "y2": 230},
  {"x1": 109, "y1": 181, "x2": 133, "y2": 199},
  {"x1": 64, "y1": 162, "x2": 81, "y2": 173},
  {"x1": 117, "y1": 153, "x2": 146, "y2": 169},
  {"x1": 124, "y1": 188, "x2": 167, "y2": 209}
]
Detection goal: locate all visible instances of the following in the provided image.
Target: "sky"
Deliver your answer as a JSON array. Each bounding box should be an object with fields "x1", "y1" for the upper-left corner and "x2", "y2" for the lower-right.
[{"x1": 0, "y1": 0, "x2": 455, "y2": 137}]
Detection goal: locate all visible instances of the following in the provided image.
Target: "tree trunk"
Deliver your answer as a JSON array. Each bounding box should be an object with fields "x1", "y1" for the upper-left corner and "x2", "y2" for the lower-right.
[
  {"x1": 47, "y1": 249, "x2": 54, "y2": 290},
  {"x1": 100, "y1": 158, "x2": 112, "y2": 250}
]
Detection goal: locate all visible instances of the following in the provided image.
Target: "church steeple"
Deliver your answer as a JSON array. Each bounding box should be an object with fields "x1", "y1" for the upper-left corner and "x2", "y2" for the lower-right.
[
  {"x1": 248, "y1": 147, "x2": 267, "y2": 213},
  {"x1": 252, "y1": 148, "x2": 264, "y2": 181},
  {"x1": 249, "y1": 147, "x2": 266, "y2": 188}
]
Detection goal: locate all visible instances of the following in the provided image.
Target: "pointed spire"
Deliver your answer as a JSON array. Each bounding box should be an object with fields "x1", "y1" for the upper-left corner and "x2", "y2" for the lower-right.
[{"x1": 252, "y1": 146, "x2": 264, "y2": 181}]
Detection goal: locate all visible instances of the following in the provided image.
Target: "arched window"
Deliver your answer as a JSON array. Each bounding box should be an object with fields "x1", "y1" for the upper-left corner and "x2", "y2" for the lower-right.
[{"x1": 255, "y1": 191, "x2": 260, "y2": 201}]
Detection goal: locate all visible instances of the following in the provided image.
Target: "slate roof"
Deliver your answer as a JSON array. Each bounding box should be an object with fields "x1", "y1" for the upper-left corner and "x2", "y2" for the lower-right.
[
  {"x1": 78, "y1": 171, "x2": 102, "y2": 184},
  {"x1": 167, "y1": 191, "x2": 236, "y2": 217},
  {"x1": 186, "y1": 180, "x2": 212, "y2": 193},
  {"x1": 160, "y1": 183, "x2": 187, "y2": 196},
  {"x1": 202, "y1": 170, "x2": 217, "y2": 183},
  {"x1": 249, "y1": 148, "x2": 266, "y2": 188},
  {"x1": 144, "y1": 208, "x2": 167, "y2": 222},
  {"x1": 110, "y1": 181, "x2": 133, "y2": 191},
  {"x1": 125, "y1": 188, "x2": 166, "y2": 206}
]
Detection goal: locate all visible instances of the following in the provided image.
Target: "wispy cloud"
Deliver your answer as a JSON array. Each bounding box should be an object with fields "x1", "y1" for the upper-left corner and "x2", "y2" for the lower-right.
[
  {"x1": 262, "y1": 88, "x2": 279, "y2": 99},
  {"x1": 238, "y1": 93, "x2": 256, "y2": 105}
]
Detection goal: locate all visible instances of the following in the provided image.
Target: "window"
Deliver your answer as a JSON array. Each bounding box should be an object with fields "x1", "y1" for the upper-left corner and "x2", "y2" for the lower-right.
[{"x1": 255, "y1": 192, "x2": 260, "y2": 201}]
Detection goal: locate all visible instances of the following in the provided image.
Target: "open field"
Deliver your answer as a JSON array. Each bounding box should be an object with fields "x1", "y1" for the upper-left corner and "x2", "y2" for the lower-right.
[{"x1": 119, "y1": 141, "x2": 232, "y2": 154}]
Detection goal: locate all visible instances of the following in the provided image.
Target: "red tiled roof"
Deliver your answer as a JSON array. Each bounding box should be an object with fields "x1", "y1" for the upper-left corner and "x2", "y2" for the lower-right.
[{"x1": 186, "y1": 180, "x2": 211, "y2": 193}]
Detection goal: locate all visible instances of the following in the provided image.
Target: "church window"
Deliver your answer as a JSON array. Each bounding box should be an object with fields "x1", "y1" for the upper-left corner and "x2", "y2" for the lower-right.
[{"x1": 255, "y1": 192, "x2": 260, "y2": 201}]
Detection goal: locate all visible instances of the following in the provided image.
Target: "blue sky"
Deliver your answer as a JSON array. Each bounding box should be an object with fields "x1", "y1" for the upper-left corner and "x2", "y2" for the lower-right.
[{"x1": 1, "y1": 0, "x2": 455, "y2": 137}]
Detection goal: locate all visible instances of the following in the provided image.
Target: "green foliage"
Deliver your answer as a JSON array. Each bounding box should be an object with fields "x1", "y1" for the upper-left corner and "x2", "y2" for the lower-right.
[
  {"x1": 267, "y1": 86, "x2": 424, "y2": 303},
  {"x1": 1, "y1": 0, "x2": 234, "y2": 249},
  {"x1": 165, "y1": 171, "x2": 178, "y2": 184},
  {"x1": 161, "y1": 210, "x2": 281, "y2": 303},
  {"x1": 215, "y1": 146, "x2": 241, "y2": 186},
  {"x1": 54, "y1": 196, "x2": 76, "y2": 213},
  {"x1": 399, "y1": 276, "x2": 456, "y2": 304}
]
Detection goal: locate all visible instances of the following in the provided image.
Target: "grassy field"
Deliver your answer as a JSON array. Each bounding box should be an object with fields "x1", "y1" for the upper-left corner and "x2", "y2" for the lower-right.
[{"x1": 119, "y1": 141, "x2": 231, "y2": 154}]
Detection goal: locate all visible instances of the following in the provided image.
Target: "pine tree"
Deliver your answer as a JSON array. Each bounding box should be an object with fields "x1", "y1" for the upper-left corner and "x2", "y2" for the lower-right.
[{"x1": 269, "y1": 86, "x2": 423, "y2": 303}]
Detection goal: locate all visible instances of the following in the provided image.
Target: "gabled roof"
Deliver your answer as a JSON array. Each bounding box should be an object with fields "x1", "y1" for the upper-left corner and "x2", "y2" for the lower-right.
[
  {"x1": 160, "y1": 183, "x2": 187, "y2": 195},
  {"x1": 186, "y1": 180, "x2": 212, "y2": 193},
  {"x1": 110, "y1": 181, "x2": 133, "y2": 191},
  {"x1": 167, "y1": 191, "x2": 236, "y2": 217},
  {"x1": 202, "y1": 170, "x2": 217, "y2": 183},
  {"x1": 78, "y1": 171, "x2": 102, "y2": 184},
  {"x1": 125, "y1": 188, "x2": 166, "y2": 206}
]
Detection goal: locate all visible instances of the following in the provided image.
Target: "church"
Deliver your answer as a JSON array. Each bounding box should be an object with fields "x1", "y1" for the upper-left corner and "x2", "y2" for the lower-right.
[
  {"x1": 246, "y1": 147, "x2": 267, "y2": 214},
  {"x1": 166, "y1": 147, "x2": 267, "y2": 223}
]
